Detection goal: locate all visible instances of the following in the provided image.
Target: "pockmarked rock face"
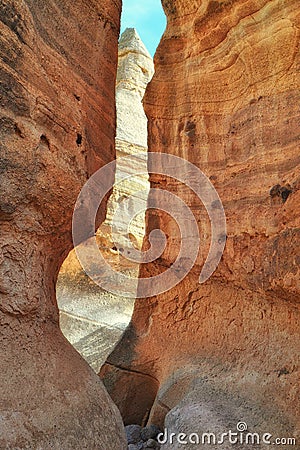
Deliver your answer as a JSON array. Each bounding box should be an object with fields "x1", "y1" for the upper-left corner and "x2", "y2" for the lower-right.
[
  {"x1": 98, "y1": 27, "x2": 154, "y2": 258},
  {"x1": 100, "y1": 0, "x2": 300, "y2": 438},
  {"x1": 58, "y1": 28, "x2": 154, "y2": 370},
  {"x1": 0, "y1": 0, "x2": 126, "y2": 448},
  {"x1": 116, "y1": 27, "x2": 154, "y2": 147}
]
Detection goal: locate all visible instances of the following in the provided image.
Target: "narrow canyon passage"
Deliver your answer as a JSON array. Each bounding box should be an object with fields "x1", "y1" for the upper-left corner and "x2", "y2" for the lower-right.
[
  {"x1": 57, "y1": 28, "x2": 154, "y2": 372},
  {"x1": 0, "y1": 0, "x2": 299, "y2": 449}
]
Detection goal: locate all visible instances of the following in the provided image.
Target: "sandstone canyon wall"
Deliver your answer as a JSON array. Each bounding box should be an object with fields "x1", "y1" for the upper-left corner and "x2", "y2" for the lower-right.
[
  {"x1": 57, "y1": 28, "x2": 154, "y2": 372},
  {"x1": 101, "y1": 0, "x2": 300, "y2": 442},
  {"x1": 0, "y1": 0, "x2": 126, "y2": 448}
]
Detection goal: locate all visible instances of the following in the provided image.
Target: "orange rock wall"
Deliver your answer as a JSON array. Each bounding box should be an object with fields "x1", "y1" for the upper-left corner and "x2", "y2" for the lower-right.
[
  {"x1": 101, "y1": 0, "x2": 300, "y2": 435},
  {"x1": 0, "y1": 0, "x2": 126, "y2": 448}
]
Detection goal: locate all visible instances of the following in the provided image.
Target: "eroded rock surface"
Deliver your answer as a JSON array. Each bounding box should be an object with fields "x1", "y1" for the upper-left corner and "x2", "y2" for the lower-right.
[
  {"x1": 97, "y1": 28, "x2": 154, "y2": 260},
  {"x1": 101, "y1": 0, "x2": 300, "y2": 440},
  {"x1": 0, "y1": 0, "x2": 126, "y2": 448},
  {"x1": 58, "y1": 29, "x2": 153, "y2": 370}
]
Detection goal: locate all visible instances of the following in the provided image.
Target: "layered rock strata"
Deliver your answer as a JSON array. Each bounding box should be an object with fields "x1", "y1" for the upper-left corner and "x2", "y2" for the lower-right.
[
  {"x1": 0, "y1": 0, "x2": 126, "y2": 448},
  {"x1": 97, "y1": 27, "x2": 154, "y2": 261},
  {"x1": 58, "y1": 29, "x2": 154, "y2": 370},
  {"x1": 101, "y1": 0, "x2": 300, "y2": 441}
]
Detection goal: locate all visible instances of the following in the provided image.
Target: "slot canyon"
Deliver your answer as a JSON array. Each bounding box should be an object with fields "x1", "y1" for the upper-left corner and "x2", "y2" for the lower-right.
[
  {"x1": 0, "y1": 0, "x2": 299, "y2": 449},
  {"x1": 57, "y1": 27, "x2": 154, "y2": 373}
]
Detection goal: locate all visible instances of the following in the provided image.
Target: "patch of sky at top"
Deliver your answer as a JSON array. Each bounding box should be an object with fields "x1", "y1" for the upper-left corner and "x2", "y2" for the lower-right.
[{"x1": 120, "y1": 0, "x2": 167, "y2": 57}]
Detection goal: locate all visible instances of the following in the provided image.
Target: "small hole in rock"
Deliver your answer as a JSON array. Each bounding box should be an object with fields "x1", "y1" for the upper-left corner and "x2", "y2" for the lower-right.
[
  {"x1": 76, "y1": 133, "x2": 82, "y2": 146},
  {"x1": 270, "y1": 184, "x2": 281, "y2": 198},
  {"x1": 280, "y1": 187, "x2": 292, "y2": 203},
  {"x1": 40, "y1": 134, "x2": 50, "y2": 149},
  {"x1": 270, "y1": 184, "x2": 292, "y2": 203}
]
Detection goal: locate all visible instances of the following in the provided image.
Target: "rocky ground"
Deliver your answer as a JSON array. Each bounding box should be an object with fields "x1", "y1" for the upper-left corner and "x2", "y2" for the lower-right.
[{"x1": 125, "y1": 424, "x2": 161, "y2": 450}]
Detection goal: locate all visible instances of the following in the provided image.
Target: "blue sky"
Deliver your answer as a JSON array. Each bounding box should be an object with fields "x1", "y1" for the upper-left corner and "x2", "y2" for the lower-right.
[{"x1": 120, "y1": 0, "x2": 167, "y2": 57}]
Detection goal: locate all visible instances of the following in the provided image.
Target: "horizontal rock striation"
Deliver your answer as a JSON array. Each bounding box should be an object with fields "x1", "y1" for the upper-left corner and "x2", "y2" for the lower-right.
[
  {"x1": 97, "y1": 27, "x2": 154, "y2": 258},
  {"x1": 101, "y1": 0, "x2": 300, "y2": 440},
  {"x1": 58, "y1": 28, "x2": 154, "y2": 370}
]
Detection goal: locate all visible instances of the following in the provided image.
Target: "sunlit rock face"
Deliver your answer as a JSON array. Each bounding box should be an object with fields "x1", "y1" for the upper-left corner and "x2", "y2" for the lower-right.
[
  {"x1": 58, "y1": 28, "x2": 154, "y2": 371},
  {"x1": 97, "y1": 28, "x2": 154, "y2": 262},
  {"x1": 0, "y1": 0, "x2": 127, "y2": 448},
  {"x1": 100, "y1": 0, "x2": 300, "y2": 440},
  {"x1": 116, "y1": 27, "x2": 155, "y2": 147}
]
